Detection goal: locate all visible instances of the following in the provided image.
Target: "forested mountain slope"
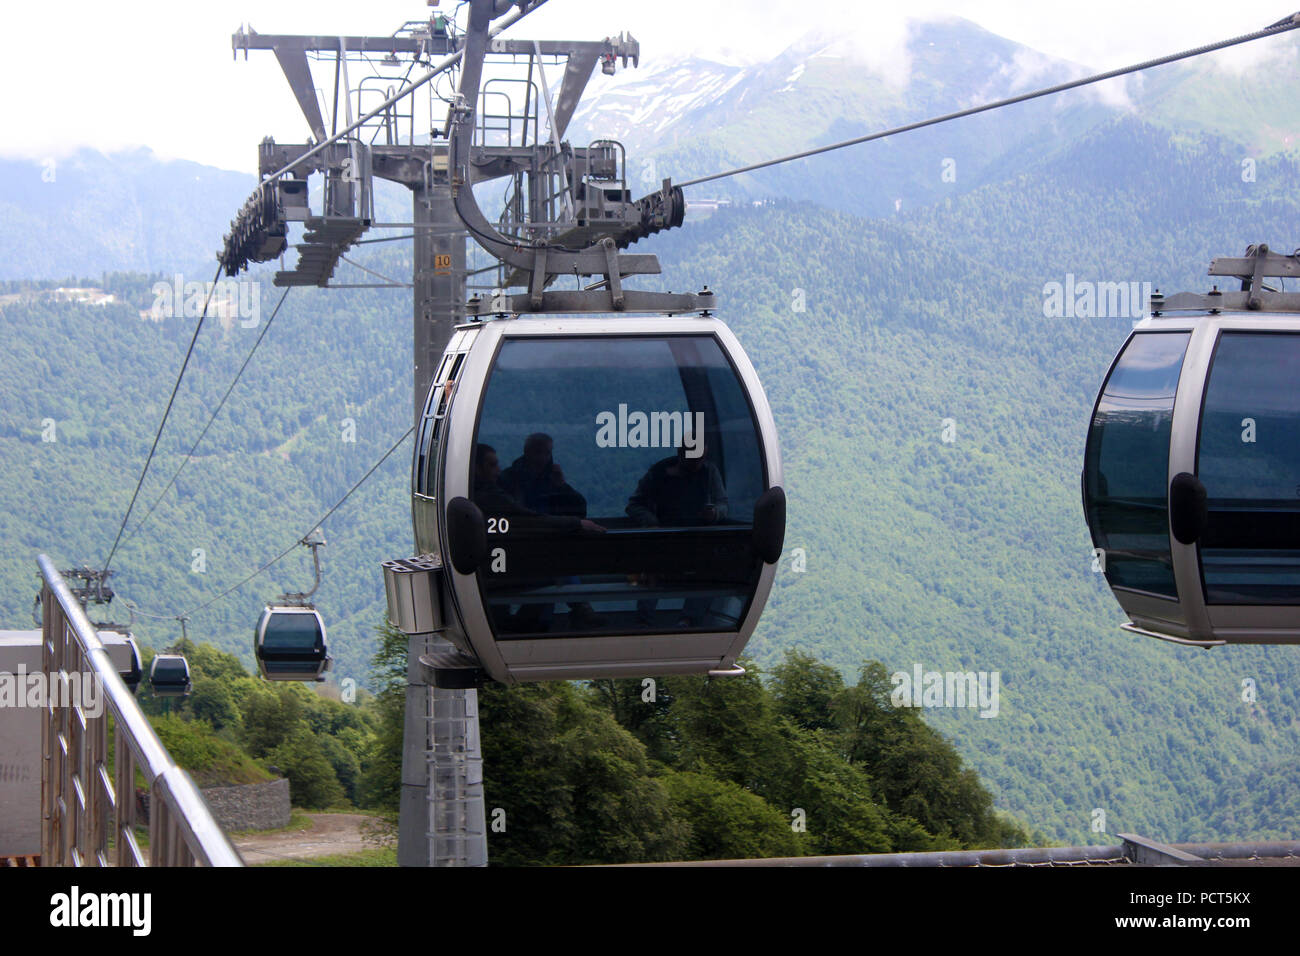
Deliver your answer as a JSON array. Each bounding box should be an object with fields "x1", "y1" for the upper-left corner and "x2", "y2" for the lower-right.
[{"x1": 3, "y1": 115, "x2": 1299, "y2": 843}]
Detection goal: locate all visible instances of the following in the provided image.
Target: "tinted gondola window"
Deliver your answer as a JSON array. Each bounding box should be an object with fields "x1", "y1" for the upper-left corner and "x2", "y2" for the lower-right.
[
  {"x1": 471, "y1": 334, "x2": 767, "y2": 638},
  {"x1": 261, "y1": 613, "x2": 323, "y2": 651},
  {"x1": 150, "y1": 656, "x2": 191, "y2": 696},
  {"x1": 415, "y1": 390, "x2": 438, "y2": 497},
  {"x1": 415, "y1": 352, "x2": 466, "y2": 499},
  {"x1": 1085, "y1": 332, "x2": 1191, "y2": 597},
  {"x1": 1197, "y1": 332, "x2": 1300, "y2": 604}
]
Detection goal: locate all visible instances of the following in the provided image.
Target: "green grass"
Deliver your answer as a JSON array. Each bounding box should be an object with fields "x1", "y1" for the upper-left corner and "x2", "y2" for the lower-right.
[{"x1": 256, "y1": 847, "x2": 397, "y2": 867}]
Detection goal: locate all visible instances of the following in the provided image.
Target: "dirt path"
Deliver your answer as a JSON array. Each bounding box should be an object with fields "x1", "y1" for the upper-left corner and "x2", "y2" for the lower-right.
[{"x1": 234, "y1": 812, "x2": 378, "y2": 864}]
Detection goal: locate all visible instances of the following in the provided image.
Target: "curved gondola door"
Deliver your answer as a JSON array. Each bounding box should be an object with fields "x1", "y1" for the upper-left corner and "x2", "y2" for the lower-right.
[
  {"x1": 255, "y1": 606, "x2": 330, "y2": 681},
  {"x1": 1084, "y1": 312, "x2": 1300, "y2": 644},
  {"x1": 150, "y1": 654, "x2": 192, "y2": 698},
  {"x1": 414, "y1": 316, "x2": 785, "y2": 683}
]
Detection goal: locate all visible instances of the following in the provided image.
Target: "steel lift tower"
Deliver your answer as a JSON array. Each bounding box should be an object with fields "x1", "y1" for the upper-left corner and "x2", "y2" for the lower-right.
[{"x1": 220, "y1": 0, "x2": 685, "y2": 865}]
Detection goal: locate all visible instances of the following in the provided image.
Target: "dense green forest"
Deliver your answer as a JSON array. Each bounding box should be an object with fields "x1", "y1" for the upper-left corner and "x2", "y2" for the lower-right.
[
  {"x1": 4, "y1": 114, "x2": 1300, "y2": 845},
  {"x1": 139, "y1": 634, "x2": 1031, "y2": 863}
]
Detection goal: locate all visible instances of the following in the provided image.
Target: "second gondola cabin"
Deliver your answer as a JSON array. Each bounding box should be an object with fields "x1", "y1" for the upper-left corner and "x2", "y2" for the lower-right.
[
  {"x1": 150, "y1": 654, "x2": 192, "y2": 698},
  {"x1": 255, "y1": 606, "x2": 330, "y2": 681},
  {"x1": 412, "y1": 315, "x2": 785, "y2": 684},
  {"x1": 98, "y1": 631, "x2": 142, "y2": 694},
  {"x1": 1083, "y1": 246, "x2": 1300, "y2": 646}
]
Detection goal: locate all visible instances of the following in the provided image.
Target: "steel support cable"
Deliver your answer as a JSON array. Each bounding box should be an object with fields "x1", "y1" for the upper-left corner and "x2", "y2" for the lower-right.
[
  {"x1": 337, "y1": 253, "x2": 409, "y2": 286},
  {"x1": 119, "y1": 425, "x2": 415, "y2": 623},
  {"x1": 355, "y1": 232, "x2": 418, "y2": 245},
  {"x1": 114, "y1": 600, "x2": 181, "y2": 622},
  {"x1": 677, "y1": 12, "x2": 1300, "y2": 188},
  {"x1": 124, "y1": 287, "x2": 293, "y2": 544},
  {"x1": 103, "y1": 265, "x2": 224, "y2": 574}
]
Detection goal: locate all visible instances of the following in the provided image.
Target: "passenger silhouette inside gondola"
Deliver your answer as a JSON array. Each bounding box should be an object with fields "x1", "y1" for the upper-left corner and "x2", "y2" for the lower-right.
[
  {"x1": 473, "y1": 442, "x2": 605, "y2": 632},
  {"x1": 626, "y1": 439, "x2": 729, "y2": 628},
  {"x1": 472, "y1": 443, "x2": 603, "y2": 534},
  {"x1": 502, "y1": 433, "x2": 608, "y2": 628},
  {"x1": 499, "y1": 433, "x2": 588, "y2": 518},
  {"x1": 627, "y1": 439, "x2": 728, "y2": 527}
]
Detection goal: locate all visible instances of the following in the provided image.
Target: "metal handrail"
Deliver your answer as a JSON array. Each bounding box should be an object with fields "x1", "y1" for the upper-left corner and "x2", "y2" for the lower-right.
[{"x1": 38, "y1": 554, "x2": 243, "y2": 867}]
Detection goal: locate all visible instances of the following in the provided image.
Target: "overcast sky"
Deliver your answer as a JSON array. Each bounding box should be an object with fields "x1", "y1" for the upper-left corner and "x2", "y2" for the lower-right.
[{"x1": 4, "y1": 0, "x2": 1296, "y2": 172}]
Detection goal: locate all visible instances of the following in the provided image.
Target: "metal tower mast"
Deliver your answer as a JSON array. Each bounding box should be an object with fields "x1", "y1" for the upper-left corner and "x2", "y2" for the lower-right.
[{"x1": 220, "y1": 0, "x2": 673, "y2": 865}]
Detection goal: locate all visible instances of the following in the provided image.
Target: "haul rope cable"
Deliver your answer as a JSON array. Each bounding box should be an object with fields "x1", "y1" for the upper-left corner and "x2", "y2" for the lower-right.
[
  {"x1": 103, "y1": 264, "x2": 224, "y2": 574},
  {"x1": 125, "y1": 287, "x2": 294, "y2": 543},
  {"x1": 119, "y1": 425, "x2": 415, "y2": 622}
]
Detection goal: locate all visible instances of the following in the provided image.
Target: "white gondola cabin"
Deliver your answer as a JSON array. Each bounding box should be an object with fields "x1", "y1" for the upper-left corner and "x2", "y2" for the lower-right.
[
  {"x1": 1084, "y1": 247, "x2": 1300, "y2": 645},
  {"x1": 149, "y1": 653, "x2": 192, "y2": 698},
  {"x1": 410, "y1": 315, "x2": 785, "y2": 683},
  {"x1": 255, "y1": 606, "x2": 331, "y2": 681}
]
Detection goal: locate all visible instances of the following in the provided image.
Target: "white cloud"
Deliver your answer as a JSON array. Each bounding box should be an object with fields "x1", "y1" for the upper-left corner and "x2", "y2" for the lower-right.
[
  {"x1": 785, "y1": 14, "x2": 918, "y2": 88},
  {"x1": 1, "y1": 0, "x2": 1295, "y2": 171},
  {"x1": 1199, "y1": 30, "x2": 1299, "y2": 74}
]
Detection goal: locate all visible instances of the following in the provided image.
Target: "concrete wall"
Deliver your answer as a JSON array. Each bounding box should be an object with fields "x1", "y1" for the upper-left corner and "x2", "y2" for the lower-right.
[
  {"x1": 0, "y1": 630, "x2": 142, "y2": 855},
  {"x1": 1, "y1": 632, "x2": 51, "y2": 856},
  {"x1": 200, "y1": 778, "x2": 291, "y2": 832}
]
